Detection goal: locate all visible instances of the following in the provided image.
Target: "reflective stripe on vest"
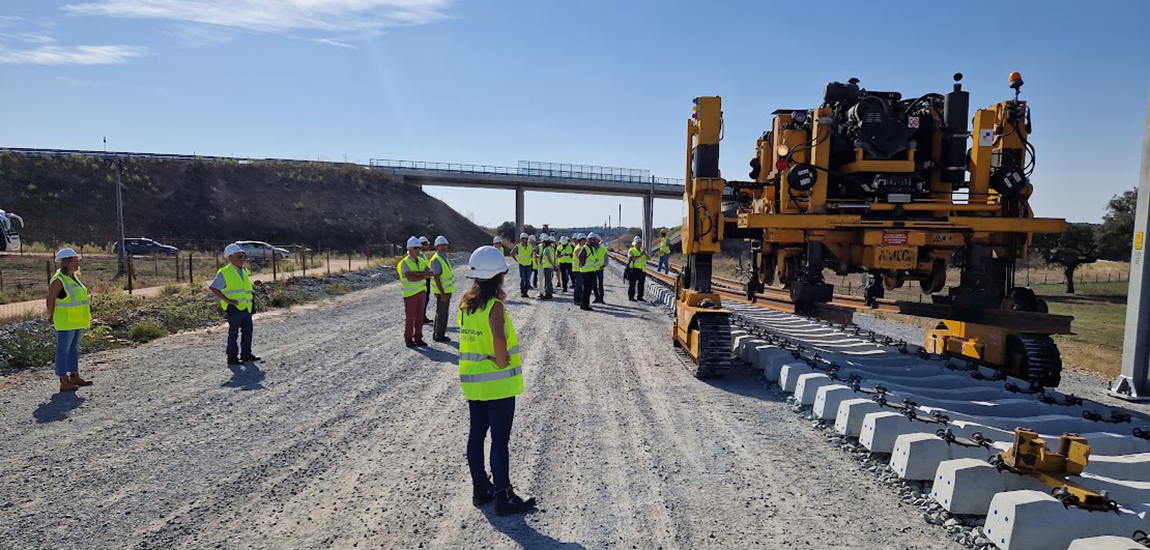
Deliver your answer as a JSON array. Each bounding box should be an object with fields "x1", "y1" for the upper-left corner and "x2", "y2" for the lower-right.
[
  {"x1": 514, "y1": 243, "x2": 533, "y2": 266},
  {"x1": 50, "y1": 270, "x2": 92, "y2": 331},
  {"x1": 540, "y1": 245, "x2": 554, "y2": 269},
  {"x1": 217, "y1": 265, "x2": 253, "y2": 312},
  {"x1": 628, "y1": 247, "x2": 648, "y2": 270},
  {"x1": 398, "y1": 255, "x2": 429, "y2": 297},
  {"x1": 430, "y1": 253, "x2": 455, "y2": 295},
  {"x1": 457, "y1": 298, "x2": 523, "y2": 401},
  {"x1": 660, "y1": 239, "x2": 671, "y2": 255}
]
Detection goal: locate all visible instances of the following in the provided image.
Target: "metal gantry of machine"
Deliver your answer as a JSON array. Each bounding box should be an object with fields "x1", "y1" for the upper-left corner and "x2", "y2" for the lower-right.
[{"x1": 674, "y1": 73, "x2": 1072, "y2": 386}]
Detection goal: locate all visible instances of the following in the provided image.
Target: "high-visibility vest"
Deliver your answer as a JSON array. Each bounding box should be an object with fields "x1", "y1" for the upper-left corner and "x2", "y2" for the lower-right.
[
  {"x1": 531, "y1": 244, "x2": 540, "y2": 268},
  {"x1": 430, "y1": 253, "x2": 455, "y2": 295},
  {"x1": 216, "y1": 265, "x2": 253, "y2": 313},
  {"x1": 660, "y1": 238, "x2": 671, "y2": 255},
  {"x1": 50, "y1": 270, "x2": 91, "y2": 331},
  {"x1": 628, "y1": 246, "x2": 648, "y2": 270},
  {"x1": 397, "y1": 255, "x2": 429, "y2": 297},
  {"x1": 557, "y1": 243, "x2": 573, "y2": 264},
  {"x1": 514, "y1": 243, "x2": 533, "y2": 266},
  {"x1": 540, "y1": 245, "x2": 554, "y2": 269},
  {"x1": 573, "y1": 244, "x2": 589, "y2": 273},
  {"x1": 457, "y1": 298, "x2": 522, "y2": 401},
  {"x1": 592, "y1": 245, "x2": 607, "y2": 270}
]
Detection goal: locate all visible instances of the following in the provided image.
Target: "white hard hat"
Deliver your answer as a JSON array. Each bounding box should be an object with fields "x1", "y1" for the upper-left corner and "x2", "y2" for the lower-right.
[
  {"x1": 576, "y1": 233, "x2": 586, "y2": 240},
  {"x1": 419, "y1": 236, "x2": 430, "y2": 244},
  {"x1": 55, "y1": 248, "x2": 80, "y2": 261},
  {"x1": 406, "y1": 236, "x2": 422, "y2": 248},
  {"x1": 540, "y1": 233, "x2": 549, "y2": 241},
  {"x1": 520, "y1": 232, "x2": 529, "y2": 239},
  {"x1": 528, "y1": 234, "x2": 537, "y2": 241},
  {"x1": 633, "y1": 236, "x2": 642, "y2": 244},
  {"x1": 434, "y1": 235, "x2": 449, "y2": 246},
  {"x1": 560, "y1": 236, "x2": 569, "y2": 244},
  {"x1": 588, "y1": 232, "x2": 601, "y2": 240},
  {"x1": 224, "y1": 243, "x2": 244, "y2": 257},
  {"x1": 492, "y1": 236, "x2": 503, "y2": 244},
  {"x1": 466, "y1": 246, "x2": 511, "y2": 280}
]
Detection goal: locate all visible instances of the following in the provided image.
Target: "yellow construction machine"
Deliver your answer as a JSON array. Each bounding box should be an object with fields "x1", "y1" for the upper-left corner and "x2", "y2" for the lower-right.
[{"x1": 675, "y1": 73, "x2": 1070, "y2": 384}]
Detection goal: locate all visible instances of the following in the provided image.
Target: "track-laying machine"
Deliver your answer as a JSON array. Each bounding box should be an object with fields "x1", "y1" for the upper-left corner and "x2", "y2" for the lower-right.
[{"x1": 674, "y1": 73, "x2": 1071, "y2": 385}]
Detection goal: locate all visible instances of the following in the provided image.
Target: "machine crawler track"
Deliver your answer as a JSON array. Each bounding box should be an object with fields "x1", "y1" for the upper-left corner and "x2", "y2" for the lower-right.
[
  {"x1": 691, "y1": 314, "x2": 733, "y2": 378},
  {"x1": 1009, "y1": 333, "x2": 1063, "y2": 388}
]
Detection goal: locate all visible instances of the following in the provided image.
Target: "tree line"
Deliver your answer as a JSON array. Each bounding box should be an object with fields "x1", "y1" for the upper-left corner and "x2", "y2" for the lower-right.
[{"x1": 1031, "y1": 188, "x2": 1136, "y2": 293}]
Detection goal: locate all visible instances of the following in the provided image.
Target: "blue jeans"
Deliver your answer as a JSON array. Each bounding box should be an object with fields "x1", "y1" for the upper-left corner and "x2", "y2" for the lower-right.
[
  {"x1": 518, "y1": 264, "x2": 532, "y2": 295},
  {"x1": 658, "y1": 255, "x2": 670, "y2": 273},
  {"x1": 55, "y1": 329, "x2": 83, "y2": 377},
  {"x1": 594, "y1": 270, "x2": 604, "y2": 301},
  {"x1": 467, "y1": 396, "x2": 515, "y2": 490},
  {"x1": 226, "y1": 308, "x2": 253, "y2": 359}
]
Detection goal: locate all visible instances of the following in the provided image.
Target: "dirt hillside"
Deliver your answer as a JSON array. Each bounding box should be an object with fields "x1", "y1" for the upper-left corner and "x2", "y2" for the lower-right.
[{"x1": 0, "y1": 152, "x2": 491, "y2": 251}]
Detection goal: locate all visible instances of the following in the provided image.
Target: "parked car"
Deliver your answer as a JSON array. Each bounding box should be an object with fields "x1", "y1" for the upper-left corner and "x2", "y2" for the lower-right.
[
  {"x1": 114, "y1": 237, "x2": 179, "y2": 256},
  {"x1": 235, "y1": 240, "x2": 290, "y2": 261}
]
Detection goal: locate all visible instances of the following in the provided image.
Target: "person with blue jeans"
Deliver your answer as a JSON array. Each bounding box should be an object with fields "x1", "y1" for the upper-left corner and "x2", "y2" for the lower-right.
[
  {"x1": 512, "y1": 233, "x2": 534, "y2": 298},
  {"x1": 46, "y1": 248, "x2": 93, "y2": 392},
  {"x1": 657, "y1": 230, "x2": 672, "y2": 273},
  {"x1": 210, "y1": 243, "x2": 261, "y2": 365}
]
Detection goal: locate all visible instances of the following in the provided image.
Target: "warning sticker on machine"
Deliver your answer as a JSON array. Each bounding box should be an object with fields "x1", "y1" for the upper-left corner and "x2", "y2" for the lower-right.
[
  {"x1": 908, "y1": 116, "x2": 919, "y2": 129},
  {"x1": 979, "y1": 129, "x2": 994, "y2": 147},
  {"x1": 883, "y1": 233, "x2": 909, "y2": 245},
  {"x1": 1137, "y1": 231, "x2": 1144, "y2": 251}
]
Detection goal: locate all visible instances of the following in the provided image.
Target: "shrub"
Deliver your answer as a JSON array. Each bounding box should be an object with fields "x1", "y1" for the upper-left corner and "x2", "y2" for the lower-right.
[
  {"x1": 161, "y1": 283, "x2": 184, "y2": 296},
  {"x1": 6, "y1": 327, "x2": 56, "y2": 369},
  {"x1": 325, "y1": 282, "x2": 350, "y2": 296},
  {"x1": 127, "y1": 319, "x2": 167, "y2": 342}
]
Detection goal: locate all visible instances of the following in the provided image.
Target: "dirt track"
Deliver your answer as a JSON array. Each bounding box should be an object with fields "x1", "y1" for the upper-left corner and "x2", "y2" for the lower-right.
[{"x1": 0, "y1": 272, "x2": 961, "y2": 549}]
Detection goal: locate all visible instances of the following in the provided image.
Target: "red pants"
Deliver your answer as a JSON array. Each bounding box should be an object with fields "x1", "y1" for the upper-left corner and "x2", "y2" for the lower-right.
[{"x1": 403, "y1": 293, "x2": 427, "y2": 342}]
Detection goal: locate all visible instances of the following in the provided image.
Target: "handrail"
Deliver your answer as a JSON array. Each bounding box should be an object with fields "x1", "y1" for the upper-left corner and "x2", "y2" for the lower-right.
[{"x1": 369, "y1": 158, "x2": 684, "y2": 186}]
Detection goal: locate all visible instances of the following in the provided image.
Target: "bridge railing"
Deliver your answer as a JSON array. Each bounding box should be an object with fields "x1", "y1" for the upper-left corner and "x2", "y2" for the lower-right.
[{"x1": 369, "y1": 159, "x2": 684, "y2": 187}]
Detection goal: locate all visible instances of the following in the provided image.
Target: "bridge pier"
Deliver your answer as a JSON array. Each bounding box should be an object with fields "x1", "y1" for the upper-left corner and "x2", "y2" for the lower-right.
[
  {"x1": 515, "y1": 187, "x2": 525, "y2": 240},
  {"x1": 642, "y1": 192, "x2": 653, "y2": 253}
]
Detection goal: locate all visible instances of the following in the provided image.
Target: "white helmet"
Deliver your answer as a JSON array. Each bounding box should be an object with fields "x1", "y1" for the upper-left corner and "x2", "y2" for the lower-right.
[
  {"x1": 528, "y1": 234, "x2": 537, "y2": 242},
  {"x1": 588, "y1": 232, "x2": 601, "y2": 241},
  {"x1": 406, "y1": 236, "x2": 422, "y2": 248},
  {"x1": 632, "y1": 236, "x2": 642, "y2": 244},
  {"x1": 540, "y1": 233, "x2": 549, "y2": 241},
  {"x1": 493, "y1": 236, "x2": 503, "y2": 244},
  {"x1": 575, "y1": 233, "x2": 586, "y2": 240},
  {"x1": 520, "y1": 232, "x2": 529, "y2": 239},
  {"x1": 560, "y1": 236, "x2": 569, "y2": 244},
  {"x1": 224, "y1": 243, "x2": 244, "y2": 257},
  {"x1": 55, "y1": 247, "x2": 80, "y2": 261},
  {"x1": 419, "y1": 236, "x2": 430, "y2": 244},
  {"x1": 434, "y1": 235, "x2": 449, "y2": 246},
  {"x1": 466, "y1": 246, "x2": 511, "y2": 280}
]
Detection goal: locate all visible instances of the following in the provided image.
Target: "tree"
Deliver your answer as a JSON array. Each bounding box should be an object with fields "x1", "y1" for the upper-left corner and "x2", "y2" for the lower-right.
[
  {"x1": 1097, "y1": 188, "x2": 1137, "y2": 261},
  {"x1": 1031, "y1": 223, "x2": 1099, "y2": 293},
  {"x1": 493, "y1": 221, "x2": 536, "y2": 241}
]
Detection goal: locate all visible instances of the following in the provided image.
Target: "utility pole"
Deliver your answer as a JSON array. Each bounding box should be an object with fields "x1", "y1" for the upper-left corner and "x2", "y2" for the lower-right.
[
  {"x1": 1112, "y1": 87, "x2": 1150, "y2": 400},
  {"x1": 114, "y1": 156, "x2": 127, "y2": 277},
  {"x1": 618, "y1": 203, "x2": 622, "y2": 235}
]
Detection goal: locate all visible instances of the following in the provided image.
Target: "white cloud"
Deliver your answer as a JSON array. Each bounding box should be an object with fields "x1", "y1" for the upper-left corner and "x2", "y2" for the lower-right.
[
  {"x1": 0, "y1": 32, "x2": 57, "y2": 45},
  {"x1": 163, "y1": 23, "x2": 238, "y2": 47},
  {"x1": 0, "y1": 44, "x2": 147, "y2": 65},
  {"x1": 310, "y1": 37, "x2": 358, "y2": 49},
  {"x1": 63, "y1": 0, "x2": 454, "y2": 35}
]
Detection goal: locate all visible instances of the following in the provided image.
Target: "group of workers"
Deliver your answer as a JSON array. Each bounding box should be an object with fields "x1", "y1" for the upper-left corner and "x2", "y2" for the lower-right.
[{"x1": 39, "y1": 228, "x2": 676, "y2": 517}]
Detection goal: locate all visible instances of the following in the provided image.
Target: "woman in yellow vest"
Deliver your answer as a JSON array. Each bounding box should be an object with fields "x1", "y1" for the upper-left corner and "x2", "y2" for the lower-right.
[
  {"x1": 457, "y1": 245, "x2": 537, "y2": 515},
  {"x1": 627, "y1": 236, "x2": 649, "y2": 302},
  {"x1": 430, "y1": 235, "x2": 455, "y2": 342},
  {"x1": 46, "y1": 248, "x2": 92, "y2": 392}
]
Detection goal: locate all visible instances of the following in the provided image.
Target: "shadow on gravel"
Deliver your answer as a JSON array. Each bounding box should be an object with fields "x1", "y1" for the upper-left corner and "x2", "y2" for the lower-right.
[
  {"x1": 33, "y1": 392, "x2": 85, "y2": 423},
  {"x1": 479, "y1": 508, "x2": 585, "y2": 549},
  {"x1": 585, "y1": 304, "x2": 643, "y2": 320},
  {"x1": 701, "y1": 365, "x2": 786, "y2": 403},
  {"x1": 413, "y1": 346, "x2": 458, "y2": 363},
  {"x1": 223, "y1": 363, "x2": 266, "y2": 391}
]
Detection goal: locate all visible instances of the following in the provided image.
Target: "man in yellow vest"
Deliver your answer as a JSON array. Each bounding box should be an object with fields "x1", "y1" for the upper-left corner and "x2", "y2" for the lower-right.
[
  {"x1": 419, "y1": 236, "x2": 434, "y2": 325},
  {"x1": 209, "y1": 243, "x2": 260, "y2": 365},
  {"x1": 588, "y1": 232, "x2": 607, "y2": 304},
  {"x1": 430, "y1": 235, "x2": 455, "y2": 342},
  {"x1": 571, "y1": 233, "x2": 587, "y2": 305},
  {"x1": 513, "y1": 233, "x2": 533, "y2": 298},
  {"x1": 538, "y1": 234, "x2": 555, "y2": 300},
  {"x1": 657, "y1": 229, "x2": 672, "y2": 274},
  {"x1": 575, "y1": 233, "x2": 597, "y2": 311},
  {"x1": 399, "y1": 236, "x2": 434, "y2": 347},
  {"x1": 556, "y1": 236, "x2": 573, "y2": 293},
  {"x1": 627, "y1": 236, "x2": 650, "y2": 302},
  {"x1": 528, "y1": 234, "x2": 539, "y2": 289}
]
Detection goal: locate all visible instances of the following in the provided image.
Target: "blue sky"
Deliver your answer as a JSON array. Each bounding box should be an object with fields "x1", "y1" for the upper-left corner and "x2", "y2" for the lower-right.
[{"x1": 2, "y1": 0, "x2": 1148, "y2": 229}]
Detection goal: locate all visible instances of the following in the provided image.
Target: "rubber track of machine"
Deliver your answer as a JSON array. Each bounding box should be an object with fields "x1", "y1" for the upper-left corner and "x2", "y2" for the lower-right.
[
  {"x1": 1016, "y1": 333, "x2": 1063, "y2": 388},
  {"x1": 694, "y1": 314, "x2": 733, "y2": 378}
]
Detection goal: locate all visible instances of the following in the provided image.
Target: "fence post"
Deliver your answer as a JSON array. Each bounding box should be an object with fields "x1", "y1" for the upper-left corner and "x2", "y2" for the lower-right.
[
  {"x1": 1, "y1": 268, "x2": 4, "y2": 290},
  {"x1": 46, "y1": 260, "x2": 51, "y2": 282},
  {"x1": 302, "y1": 249, "x2": 307, "y2": 277},
  {"x1": 154, "y1": 254, "x2": 159, "y2": 276},
  {"x1": 127, "y1": 256, "x2": 134, "y2": 294},
  {"x1": 327, "y1": 251, "x2": 331, "y2": 276},
  {"x1": 176, "y1": 254, "x2": 182, "y2": 282},
  {"x1": 272, "y1": 253, "x2": 278, "y2": 281},
  {"x1": 349, "y1": 252, "x2": 352, "y2": 271},
  {"x1": 188, "y1": 254, "x2": 193, "y2": 284}
]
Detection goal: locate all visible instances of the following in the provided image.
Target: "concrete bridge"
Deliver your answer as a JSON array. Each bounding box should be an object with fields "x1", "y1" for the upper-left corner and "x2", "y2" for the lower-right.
[{"x1": 370, "y1": 159, "x2": 684, "y2": 245}]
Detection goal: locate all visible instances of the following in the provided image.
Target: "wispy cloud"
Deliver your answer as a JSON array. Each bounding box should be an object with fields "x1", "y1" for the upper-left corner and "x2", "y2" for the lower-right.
[
  {"x1": 63, "y1": 0, "x2": 455, "y2": 35},
  {"x1": 310, "y1": 37, "x2": 358, "y2": 50},
  {"x1": 163, "y1": 23, "x2": 238, "y2": 47},
  {"x1": 0, "y1": 44, "x2": 147, "y2": 65}
]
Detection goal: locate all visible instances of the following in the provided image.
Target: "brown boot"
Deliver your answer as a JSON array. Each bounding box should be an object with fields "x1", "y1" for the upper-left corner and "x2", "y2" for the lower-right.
[
  {"x1": 69, "y1": 373, "x2": 93, "y2": 387},
  {"x1": 59, "y1": 377, "x2": 79, "y2": 392}
]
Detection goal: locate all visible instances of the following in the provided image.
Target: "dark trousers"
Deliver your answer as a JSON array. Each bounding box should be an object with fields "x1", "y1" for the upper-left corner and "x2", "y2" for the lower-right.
[
  {"x1": 628, "y1": 269, "x2": 647, "y2": 300},
  {"x1": 532, "y1": 266, "x2": 538, "y2": 287},
  {"x1": 581, "y1": 271, "x2": 596, "y2": 308},
  {"x1": 559, "y1": 263, "x2": 572, "y2": 291},
  {"x1": 433, "y1": 292, "x2": 452, "y2": 339},
  {"x1": 593, "y1": 269, "x2": 605, "y2": 302},
  {"x1": 518, "y1": 264, "x2": 532, "y2": 295},
  {"x1": 423, "y1": 280, "x2": 431, "y2": 318},
  {"x1": 226, "y1": 307, "x2": 253, "y2": 359},
  {"x1": 572, "y1": 269, "x2": 583, "y2": 303},
  {"x1": 467, "y1": 397, "x2": 515, "y2": 491},
  {"x1": 403, "y1": 293, "x2": 426, "y2": 342}
]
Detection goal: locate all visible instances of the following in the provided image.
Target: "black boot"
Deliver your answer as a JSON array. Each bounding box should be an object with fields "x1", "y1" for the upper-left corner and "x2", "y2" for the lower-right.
[
  {"x1": 227, "y1": 356, "x2": 243, "y2": 366},
  {"x1": 473, "y1": 478, "x2": 495, "y2": 506},
  {"x1": 494, "y1": 486, "x2": 537, "y2": 516}
]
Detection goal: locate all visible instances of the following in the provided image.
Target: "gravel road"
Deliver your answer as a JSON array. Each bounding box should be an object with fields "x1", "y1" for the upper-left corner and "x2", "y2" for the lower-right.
[{"x1": 0, "y1": 272, "x2": 963, "y2": 549}]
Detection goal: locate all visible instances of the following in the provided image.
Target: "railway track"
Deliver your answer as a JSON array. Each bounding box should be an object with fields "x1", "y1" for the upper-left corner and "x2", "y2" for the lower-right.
[{"x1": 606, "y1": 252, "x2": 1150, "y2": 550}]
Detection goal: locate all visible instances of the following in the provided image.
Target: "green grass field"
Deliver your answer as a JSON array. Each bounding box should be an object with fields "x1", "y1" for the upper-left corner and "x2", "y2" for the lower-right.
[{"x1": 1034, "y1": 281, "x2": 1127, "y2": 378}]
